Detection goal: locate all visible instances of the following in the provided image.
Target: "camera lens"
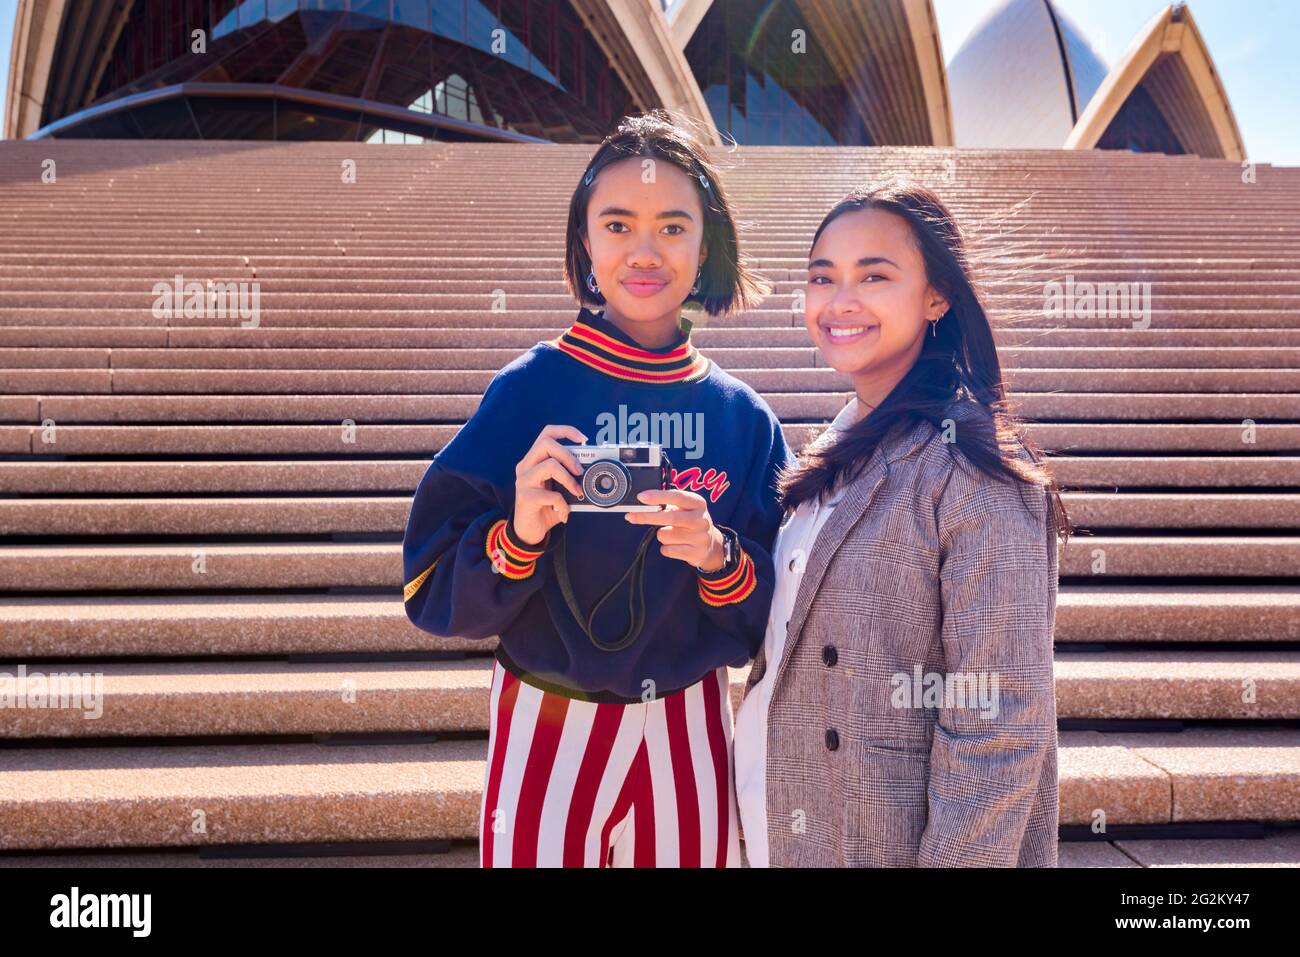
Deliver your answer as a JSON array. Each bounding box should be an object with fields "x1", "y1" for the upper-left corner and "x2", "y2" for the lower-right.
[{"x1": 582, "y1": 460, "x2": 631, "y2": 508}]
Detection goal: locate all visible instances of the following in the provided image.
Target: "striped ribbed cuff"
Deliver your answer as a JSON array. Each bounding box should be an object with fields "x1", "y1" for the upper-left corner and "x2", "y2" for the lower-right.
[
  {"x1": 697, "y1": 543, "x2": 757, "y2": 607},
  {"x1": 486, "y1": 512, "x2": 551, "y2": 580}
]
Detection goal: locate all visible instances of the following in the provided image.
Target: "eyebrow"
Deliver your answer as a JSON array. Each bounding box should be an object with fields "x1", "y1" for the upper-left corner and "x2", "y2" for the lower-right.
[
  {"x1": 597, "y1": 206, "x2": 695, "y2": 222},
  {"x1": 808, "y1": 255, "x2": 899, "y2": 269}
]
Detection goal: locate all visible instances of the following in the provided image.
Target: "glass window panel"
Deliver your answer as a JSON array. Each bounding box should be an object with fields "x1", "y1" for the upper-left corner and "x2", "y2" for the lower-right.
[
  {"x1": 275, "y1": 100, "x2": 362, "y2": 139},
  {"x1": 125, "y1": 97, "x2": 202, "y2": 137},
  {"x1": 240, "y1": 1, "x2": 268, "y2": 28},
  {"x1": 464, "y1": 0, "x2": 496, "y2": 54},
  {"x1": 189, "y1": 95, "x2": 276, "y2": 138},
  {"x1": 211, "y1": 0, "x2": 238, "y2": 38},
  {"x1": 392, "y1": 0, "x2": 429, "y2": 30},
  {"x1": 431, "y1": 1, "x2": 465, "y2": 42},
  {"x1": 351, "y1": 0, "x2": 389, "y2": 20}
]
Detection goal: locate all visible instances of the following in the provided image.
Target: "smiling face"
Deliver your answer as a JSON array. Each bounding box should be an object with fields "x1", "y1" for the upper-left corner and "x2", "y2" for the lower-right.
[
  {"x1": 581, "y1": 157, "x2": 707, "y2": 334},
  {"x1": 805, "y1": 207, "x2": 948, "y2": 395}
]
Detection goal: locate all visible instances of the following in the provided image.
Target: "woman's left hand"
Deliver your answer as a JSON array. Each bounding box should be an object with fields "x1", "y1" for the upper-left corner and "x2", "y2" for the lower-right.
[{"x1": 625, "y1": 489, "x2": 726, "y2": 572}]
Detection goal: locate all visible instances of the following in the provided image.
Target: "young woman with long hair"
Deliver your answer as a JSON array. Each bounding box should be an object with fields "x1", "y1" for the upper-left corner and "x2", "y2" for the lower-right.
[{"x1": 733, "y1": 179, "x2": 1071, "y2": 867}]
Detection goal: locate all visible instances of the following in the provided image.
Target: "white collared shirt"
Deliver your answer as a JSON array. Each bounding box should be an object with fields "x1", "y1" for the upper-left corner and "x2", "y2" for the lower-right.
[{"x1": 734, "y1": 395, "x2": 867, "y2": 867}]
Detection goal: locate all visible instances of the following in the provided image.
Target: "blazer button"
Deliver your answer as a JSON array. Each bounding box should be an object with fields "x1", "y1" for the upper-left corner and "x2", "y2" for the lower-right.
[
  {"x1": 822, "y1": 645, "x2": 837, "y2": 667},
  {"x1": 825, "y1": 729, "x2": 839, "y2": 751}
]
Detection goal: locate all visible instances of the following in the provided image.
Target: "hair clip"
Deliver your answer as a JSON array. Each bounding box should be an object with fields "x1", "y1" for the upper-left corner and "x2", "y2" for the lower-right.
[
  {"x1": 583, "y1": 167, "x2": 595, "y2": 187},
  {"x1": 697, "y1": 172, "x2": 710, "y2": 190}
]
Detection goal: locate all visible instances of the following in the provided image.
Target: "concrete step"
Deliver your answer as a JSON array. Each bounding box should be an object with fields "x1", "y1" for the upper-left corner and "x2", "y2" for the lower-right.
[
  {"x1": 1055, "y1": 585, "x2": 1300, "y2": 642},
  {"x1": 1048, "y1": 458, "x2": 1300, "y2": 489},
  {"x1": 4, "y1": 457, "x2": 1296, "y2": 495},
  {"x1": 1056, "y1": 537, "x2": 1300, "y2": 578},
  {"x1": 2, "y1": 585, "x2": 1296, "y2": 659},
  {"x1": 8, "y1": 422, "x2": 1300, "y2": 456},
  {"x1": 23, "y1": 391, "x2": 1300, "y2": 423},
  {"x1": 0, "y1": 595, "x2": 482, "y2": 657},
  {"x1": 0, "y1": 846, "x2": 483, "y2": 868},
  {"x1": 1058, "y1": 729, "x2": 1300, "y2": 827},
  {"x1": 3, "y1": 323, "x2": 1294, "y2": 351},
  {"x1": 1, "y1": 537, "x2": 1297, "y2": 592},
  {"x1": 8, "y1": 276, "x2": 1300, "y2": 299},
  {"x1": 1, "y1": 653, "x2": 1296, "y2": 740},
  {"x1": 5, "y1": 304, "x2": 1300, "y2": 331},
  {"x1": 7, "y1": 261, "x2": 1300, "y2": 280},
  {"x1": 7, "y1": 366, "x2": 1296, "y2": 396},
  {"x1": 1053, "y1": 651, "x2": 1300, "y2": 719},
  {"x1": 1090, "y1": 832, "x2": 1300, "y2": 867},
  {"x1": 3, "y1": 493, "x2": 1298, "y2": 536},
  {"x1": 0, "y1": 729, "x2": 1294, "y2": 850},
  {"x1": 0, "y1": 497, "x2": 412, "y2": 536},
  {"x1": 1056, "y1": 832, "x2": 1300, "y2": 867},
  {"x1": 1060, "y1": 493, "x2": 1300, "y2": 529},
  {"x1": 7, "y1": 344, "x2": 1293, "y2": 372}
]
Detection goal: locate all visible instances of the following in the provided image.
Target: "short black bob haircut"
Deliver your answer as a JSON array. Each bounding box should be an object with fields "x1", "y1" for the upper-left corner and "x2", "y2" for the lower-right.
[{"x1": 564, "y1": 110, "x2": 769, "y2": 318}]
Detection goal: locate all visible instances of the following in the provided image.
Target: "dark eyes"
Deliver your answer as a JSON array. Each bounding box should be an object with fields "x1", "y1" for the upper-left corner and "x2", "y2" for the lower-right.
[
  {"x1": 605, "y1": 222, "x2": 686, "y2": 235},
  {"x1": 808, "y1": 274, "x2": 886, "y2": 284}
]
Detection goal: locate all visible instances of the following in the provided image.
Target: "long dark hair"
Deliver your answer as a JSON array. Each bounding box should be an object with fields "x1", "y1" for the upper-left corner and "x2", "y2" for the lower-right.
[
  {"x1": 777, "y1": 179, "x2": 1072, "y2": 544},
  {"x1": 564, "y1": 109, "x2": 770, "y2": 317}
]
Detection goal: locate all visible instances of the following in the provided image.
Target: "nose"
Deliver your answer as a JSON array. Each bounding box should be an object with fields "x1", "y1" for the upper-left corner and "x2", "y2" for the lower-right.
[
  {"x1": 829, "y1": 284, "x2": 861, "y2": 316},
  {"x1": 626, "y1": 233, "x2": 662, "y2": 269}
]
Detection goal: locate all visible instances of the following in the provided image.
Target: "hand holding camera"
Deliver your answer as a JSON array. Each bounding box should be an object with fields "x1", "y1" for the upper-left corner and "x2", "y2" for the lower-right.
[
  {"x1": 511, "y1": 424, "x2": 588, "y2": 546},
  {"x1": 625, "y1": 488, "x2": 728, "y2": 574},
  {"x1": 514, "y1": 434, "x2": 727, "y2": 574}
]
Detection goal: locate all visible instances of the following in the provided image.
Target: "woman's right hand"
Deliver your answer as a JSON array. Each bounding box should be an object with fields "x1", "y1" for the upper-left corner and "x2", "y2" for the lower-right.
[{"x1": 511, "y1": 424, "x2": 587, "y2": 545}]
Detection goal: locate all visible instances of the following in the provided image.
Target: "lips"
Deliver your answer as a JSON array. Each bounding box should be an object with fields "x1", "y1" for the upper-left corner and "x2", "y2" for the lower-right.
[
  {"x1": 821, "y1": 322, "x2": 879, "y2": 345},
  {"x1": 621, "y1": 275, "x2": 669, "y2": 298}
]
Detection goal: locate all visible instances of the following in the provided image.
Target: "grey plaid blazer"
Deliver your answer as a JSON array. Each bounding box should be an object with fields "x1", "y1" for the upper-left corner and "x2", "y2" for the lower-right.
[{"x1": 744, "y1": 400, "x2": 1060, "y2": 867}]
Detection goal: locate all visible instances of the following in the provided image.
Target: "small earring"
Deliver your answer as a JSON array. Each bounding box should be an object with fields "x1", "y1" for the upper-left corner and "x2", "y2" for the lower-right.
[
  {"x1": 586, "y1": 270, "x2": 600, "y2": 295},
  {"x1": 690, "y1": 269, "x2": 701, "y2": 296},
  {"x1": 930, "y1": 319, "x2": 937, "y2": 337}
]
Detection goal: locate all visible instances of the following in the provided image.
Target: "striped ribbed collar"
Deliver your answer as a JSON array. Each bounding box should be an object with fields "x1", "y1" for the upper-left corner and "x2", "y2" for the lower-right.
[{"x1": 552, "y1": 307, "x2": 711, "y2": 385}]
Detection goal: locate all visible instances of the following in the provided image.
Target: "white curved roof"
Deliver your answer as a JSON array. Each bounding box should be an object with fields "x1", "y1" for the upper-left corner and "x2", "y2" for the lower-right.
[{"x1": 948, "y1": 0, "x2": 1108, "y2": 148}]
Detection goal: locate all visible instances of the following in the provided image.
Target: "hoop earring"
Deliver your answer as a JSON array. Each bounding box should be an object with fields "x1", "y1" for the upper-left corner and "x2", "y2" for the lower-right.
[{"x1": 586, "y1": 270, "x2": 600, "y2": 295}]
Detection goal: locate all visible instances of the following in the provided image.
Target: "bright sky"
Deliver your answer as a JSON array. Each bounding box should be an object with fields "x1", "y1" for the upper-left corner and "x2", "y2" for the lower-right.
[{"x1": 1, "y1": 0, "x2": 1295, "y2": 164}]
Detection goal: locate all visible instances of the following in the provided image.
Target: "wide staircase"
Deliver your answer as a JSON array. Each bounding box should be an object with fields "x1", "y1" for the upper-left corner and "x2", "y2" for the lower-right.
[{"x1": 0, "y1": 140, "x2": 1296, "y2": 868}]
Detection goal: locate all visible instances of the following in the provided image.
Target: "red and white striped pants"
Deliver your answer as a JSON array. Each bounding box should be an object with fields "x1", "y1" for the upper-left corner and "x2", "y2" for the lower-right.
[{"x1": 478, "y1": 659, "x2": 741, "y2": 867}]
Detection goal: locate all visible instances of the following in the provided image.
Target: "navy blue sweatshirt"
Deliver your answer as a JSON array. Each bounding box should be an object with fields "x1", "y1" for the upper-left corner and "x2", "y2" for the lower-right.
[{"x1": 402, "y1": 306, "x2": 793, "y2": 703}]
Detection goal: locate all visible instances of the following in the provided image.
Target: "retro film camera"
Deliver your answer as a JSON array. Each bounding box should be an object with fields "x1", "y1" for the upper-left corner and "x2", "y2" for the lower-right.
[{"x1": 553, "y1": 443, "x2": 673, "y2": 512}]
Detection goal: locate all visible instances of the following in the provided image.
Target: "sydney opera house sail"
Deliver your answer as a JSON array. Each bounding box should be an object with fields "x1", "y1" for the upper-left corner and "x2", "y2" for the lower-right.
[
  {"x1": 948, "y1": 0, "x2": 1243, "y2": 159},
  {"x1": 5, "y1": 0, "x2": 1240, "y2": 157}
]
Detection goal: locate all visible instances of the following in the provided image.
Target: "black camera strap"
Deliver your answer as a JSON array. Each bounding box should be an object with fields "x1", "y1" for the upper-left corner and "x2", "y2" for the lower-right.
[
  {"x1": 549, "y1": 451, "x2": 675, "y2": 653},
  {"x1": 553, "y1": 523, "x2": 656, "y2": 652}
]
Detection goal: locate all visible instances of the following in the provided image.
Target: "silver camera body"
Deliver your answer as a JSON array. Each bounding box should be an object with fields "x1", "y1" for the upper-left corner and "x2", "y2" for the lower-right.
[{"x1": 556, "y1": 443, "x2": 669, "y2": 512}]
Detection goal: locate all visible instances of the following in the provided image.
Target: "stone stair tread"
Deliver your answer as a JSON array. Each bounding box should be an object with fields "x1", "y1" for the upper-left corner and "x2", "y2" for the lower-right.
[
  {"x1": 2, "y1": 586, "x2": 1297, "y2": 655},
  {"x1": 0, "y1": 846, "x2": 482, "y2": 868},
  {"x1": 0, "y1": 730, "x2": 1295, "y2": 850},
  {"x1": 2, "y1": 653, "x2": 1298, "y2": 738}
]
